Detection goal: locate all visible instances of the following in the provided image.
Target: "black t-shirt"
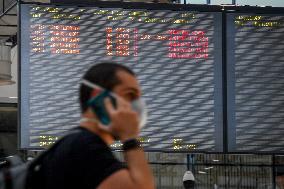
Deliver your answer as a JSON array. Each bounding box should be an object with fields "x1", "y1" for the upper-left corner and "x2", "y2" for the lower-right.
[{"x1": 36, "y1": 127, "x2": 125, "y2": 189}]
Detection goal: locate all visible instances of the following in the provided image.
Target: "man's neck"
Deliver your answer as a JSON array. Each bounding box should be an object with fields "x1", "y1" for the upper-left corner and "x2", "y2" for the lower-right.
[{"x1": 80, "y1": 116, "x2": 114, "y2": 145}]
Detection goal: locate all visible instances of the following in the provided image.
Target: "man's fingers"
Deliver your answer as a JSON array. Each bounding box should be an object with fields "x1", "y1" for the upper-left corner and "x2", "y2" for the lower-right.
[
  {"x1": 104, "y1": 98, "x2": 115, "y2": 114},
  {"x1": 97, "y1": 122, "x2": 112, "y2": 133}
]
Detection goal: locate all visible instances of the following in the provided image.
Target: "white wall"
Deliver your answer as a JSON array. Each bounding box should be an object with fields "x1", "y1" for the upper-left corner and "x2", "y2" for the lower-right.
[{"x1": 0, "y1": 46, "x2": 18, "y2": 103}]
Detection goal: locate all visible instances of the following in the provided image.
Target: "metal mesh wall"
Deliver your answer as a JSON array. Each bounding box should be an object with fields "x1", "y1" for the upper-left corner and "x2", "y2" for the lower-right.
[{"x1": 113, "y1": 152, "x2": 277, "y2": 189}]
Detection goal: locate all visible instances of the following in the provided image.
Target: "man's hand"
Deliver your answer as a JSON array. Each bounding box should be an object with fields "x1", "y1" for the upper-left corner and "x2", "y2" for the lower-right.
[
  {"x1": 97, "y1": 99, "x2": 155, "y2": 189},
  {"x1": 98, "y1": 97, "x2": 140, "y2": 141}
]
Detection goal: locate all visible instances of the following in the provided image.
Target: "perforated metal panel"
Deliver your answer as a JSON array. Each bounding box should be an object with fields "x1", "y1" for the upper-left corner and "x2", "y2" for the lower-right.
[{"x1": 227, "y1": 13, "x2": 284, "y2": 152}]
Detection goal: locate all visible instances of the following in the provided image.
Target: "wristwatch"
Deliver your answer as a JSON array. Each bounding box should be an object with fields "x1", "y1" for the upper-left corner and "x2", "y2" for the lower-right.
[{"x1": 122, "y1": 138, "x2": 141, "y2": 151}]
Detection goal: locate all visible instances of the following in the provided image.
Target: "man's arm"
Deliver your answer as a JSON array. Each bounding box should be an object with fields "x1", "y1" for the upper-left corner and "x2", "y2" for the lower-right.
[
  {"x1": 98, "y1": 148, "x2": 155, "y2": 189},
  {"x1": 97, "y1": 98, "x2": 155, "y2": 189},
  {"x1": 124, "y1": 148, "x2": 155, "y2": 189}
]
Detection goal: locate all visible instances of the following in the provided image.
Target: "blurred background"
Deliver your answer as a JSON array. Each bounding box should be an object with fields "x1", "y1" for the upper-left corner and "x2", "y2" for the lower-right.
[{"x1": 1, "y1": 0, "x2": 284, "y2": 188}]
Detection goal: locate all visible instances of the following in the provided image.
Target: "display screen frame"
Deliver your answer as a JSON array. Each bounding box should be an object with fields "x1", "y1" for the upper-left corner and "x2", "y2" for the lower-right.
[
  {"x1": 19, "y1": 1, "x2": 224, "y2": 152},
  {"x1": 18, "y1": 1, "x2": 284, "y2": 154}
]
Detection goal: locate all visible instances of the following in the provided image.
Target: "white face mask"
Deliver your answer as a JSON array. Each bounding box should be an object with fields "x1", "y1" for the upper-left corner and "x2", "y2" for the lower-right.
[
  {"x1": 131, "y1": 98, "x2": 148, "y2": 129},
  {"x1": 81, "y1": 79, "x2": 148, "y2": 129}
]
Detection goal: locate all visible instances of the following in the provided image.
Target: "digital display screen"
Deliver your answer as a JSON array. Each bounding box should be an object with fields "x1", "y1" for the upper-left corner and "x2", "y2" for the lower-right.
[
  {"x1": 227, "y1": 14, "x2": 284, "y2": 152},
  {"x1": 20, "y1": 4, "x2": 223, "y2": 151}
]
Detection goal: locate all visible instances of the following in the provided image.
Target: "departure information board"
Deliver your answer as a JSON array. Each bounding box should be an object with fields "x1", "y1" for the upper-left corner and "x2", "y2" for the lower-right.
[
  {"x1": 227, "y1": 13, "x2": 284, "y2": 152},
  {"x1": 20, "y1": 3, "x2": 223, "y2": 151}
]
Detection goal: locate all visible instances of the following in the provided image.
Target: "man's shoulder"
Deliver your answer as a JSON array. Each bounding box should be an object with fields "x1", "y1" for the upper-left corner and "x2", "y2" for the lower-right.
[
  {"x1": 66, "y1": 127, "x2": 101, "y2": 142},
  {"x1": 38, "y1": 127, "x2": 124, "y2": 189},
  {"x1": 49, "y1": 127, "x2": 110, "y2": 158}
]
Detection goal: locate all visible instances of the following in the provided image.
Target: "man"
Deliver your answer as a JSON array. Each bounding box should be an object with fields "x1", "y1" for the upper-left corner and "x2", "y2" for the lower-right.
[{"x1": 36, "y1": 63, "x2": 155, "y2": 189}]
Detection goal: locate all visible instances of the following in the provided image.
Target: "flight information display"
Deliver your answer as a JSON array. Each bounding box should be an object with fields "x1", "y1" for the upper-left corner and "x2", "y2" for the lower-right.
[
  {"x1": 227, "y1": 13, "x2": 284, "y2": 152},
  {"x1": 20, "y1": 4, "x2": 223, "y2": 151}
]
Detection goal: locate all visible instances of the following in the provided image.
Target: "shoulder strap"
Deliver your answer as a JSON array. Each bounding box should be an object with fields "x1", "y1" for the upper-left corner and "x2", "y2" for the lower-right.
[{"x1": 28, "y1": 129, "x2": 83, "y2": 171}]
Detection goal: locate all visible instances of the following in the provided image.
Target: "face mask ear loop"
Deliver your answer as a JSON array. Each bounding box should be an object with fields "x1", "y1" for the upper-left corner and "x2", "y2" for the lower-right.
[
  {"x1": 81, "y1": 79, "x2": 129, "y2": 105},
  {"x1": 81, "y1": 79, "x2": 103, "y2": 91}
]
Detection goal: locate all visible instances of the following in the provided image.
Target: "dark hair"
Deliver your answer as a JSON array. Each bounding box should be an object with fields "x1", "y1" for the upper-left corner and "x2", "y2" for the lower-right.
[{"x1": 79, "y1": 62, "x2": 135, "y2": 113}]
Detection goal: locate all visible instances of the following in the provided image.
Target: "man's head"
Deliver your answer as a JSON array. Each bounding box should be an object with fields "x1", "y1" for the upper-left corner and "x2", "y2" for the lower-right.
[{"x1": 79, "y1": 62, "x2": 141, "y2": 113}]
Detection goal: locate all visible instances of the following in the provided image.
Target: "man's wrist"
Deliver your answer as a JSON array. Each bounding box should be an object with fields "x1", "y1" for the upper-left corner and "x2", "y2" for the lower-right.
[
  {"x1": 122, "y1": 138, "x2": 141, "y2": 151},
  {"x1": 120, "y1": 135, "x2": 138, "y2": 143}
]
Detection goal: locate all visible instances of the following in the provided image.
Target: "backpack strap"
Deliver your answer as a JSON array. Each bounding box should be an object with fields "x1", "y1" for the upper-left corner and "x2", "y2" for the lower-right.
[
  {"x1": 28, "y1": 128, "x2": 83, "y2": 172},
  {"x1": 25, "y1": 129, "x2": 84, "y2": 189}
]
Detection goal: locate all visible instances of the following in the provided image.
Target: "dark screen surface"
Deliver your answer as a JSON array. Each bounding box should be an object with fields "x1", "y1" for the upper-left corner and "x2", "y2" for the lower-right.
[{"x1": 20, "y1": 3, "x2": 223, "y2": 151}]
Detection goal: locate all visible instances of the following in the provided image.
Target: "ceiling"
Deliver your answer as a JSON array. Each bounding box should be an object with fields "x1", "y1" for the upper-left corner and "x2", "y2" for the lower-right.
[
  {"x1": 0, "y1": 0, "x2": 17, "y2": 44},
  {"x1": 0, "y1": 0, "x2": 51, "y2": 44}
]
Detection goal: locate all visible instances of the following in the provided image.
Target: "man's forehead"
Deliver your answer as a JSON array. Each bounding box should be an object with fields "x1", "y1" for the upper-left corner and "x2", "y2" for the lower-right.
[
  {"x1": 117, "y1": 70, "x2": 138, "y2": 83},
  {"x1": 116, "y1": 70, "x2": 140, "y2": 90}
]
